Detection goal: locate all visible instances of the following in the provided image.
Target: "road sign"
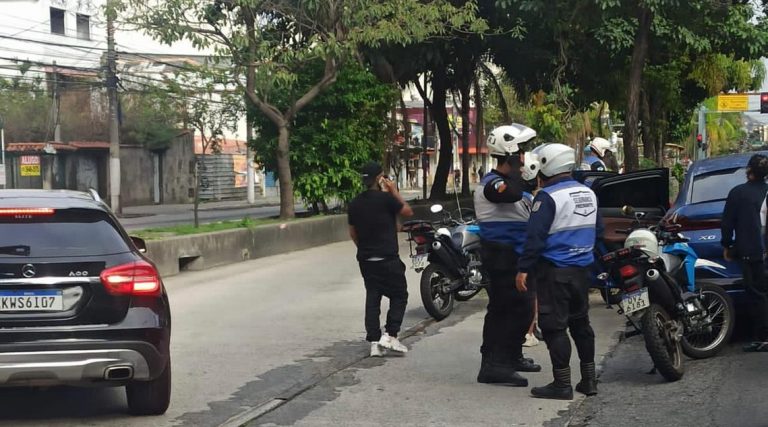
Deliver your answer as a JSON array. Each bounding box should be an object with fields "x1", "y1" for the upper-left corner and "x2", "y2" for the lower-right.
[
  {"x1": 20, "y1": 155, "x2": 40, "y2": 177},
  {"x1": 717, "y1": 94, "x2": 749, "y2": 112}
]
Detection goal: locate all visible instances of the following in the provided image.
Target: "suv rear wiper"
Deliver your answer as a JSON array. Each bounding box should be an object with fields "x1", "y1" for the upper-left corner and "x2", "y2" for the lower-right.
[{"x1": 0, "y1": 245, "x2": 31, "y2": 256}]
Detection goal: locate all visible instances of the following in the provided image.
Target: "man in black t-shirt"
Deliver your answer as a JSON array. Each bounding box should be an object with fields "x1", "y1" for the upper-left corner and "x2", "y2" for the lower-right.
[{"x1": 348, "y1": 162, "x2": 414, "y2": 357}]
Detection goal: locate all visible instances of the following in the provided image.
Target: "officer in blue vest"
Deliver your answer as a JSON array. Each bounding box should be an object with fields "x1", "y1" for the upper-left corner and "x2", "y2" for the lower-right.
[
  {"x1": 474, "y1": 124, "x2": 541, "y2": 387},
  {"x1": 580, "y1": 137, "x2": 611, "y2": 171},
  {"x1": 516, "y1": 143, "x2": 603, "y2": 400}
]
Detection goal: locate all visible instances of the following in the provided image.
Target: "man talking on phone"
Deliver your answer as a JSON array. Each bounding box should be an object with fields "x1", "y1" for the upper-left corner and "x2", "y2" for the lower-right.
[{"x1": 348, "y1": 162, "x2": 414, "y2": 357}]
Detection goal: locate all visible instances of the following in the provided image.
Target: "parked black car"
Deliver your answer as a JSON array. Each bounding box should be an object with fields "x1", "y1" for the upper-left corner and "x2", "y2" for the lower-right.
[{"x1": 0, "y1": 190, "x2": 171, "y2": 415}]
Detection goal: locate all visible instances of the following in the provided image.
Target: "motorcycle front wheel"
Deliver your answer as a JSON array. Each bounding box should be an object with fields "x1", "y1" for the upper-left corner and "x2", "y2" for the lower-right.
[
  {"x1": 681, "y1": 283, "x2": 735, "y2": 359},
  {"x1": 642, "y1": 303, "x2": 684, "y2": 382},
  {"x1": 420, "y1": 263, "x2": 455, "y2": 321}
]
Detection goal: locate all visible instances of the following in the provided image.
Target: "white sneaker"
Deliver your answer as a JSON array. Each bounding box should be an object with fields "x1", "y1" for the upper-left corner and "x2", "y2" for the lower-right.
[
  {"x1": 379, "y1": 333, "x2": 408, "y2": 353},
  {"x1": 523, "y1": 333, "x2": 540, "y2": 347},
  {"x1": 370, "y1": 342, "x2": 387, "y2": 357}
]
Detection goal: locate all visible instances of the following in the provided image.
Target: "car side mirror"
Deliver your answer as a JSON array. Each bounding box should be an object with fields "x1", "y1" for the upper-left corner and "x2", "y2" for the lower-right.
[
  {"x1": 430, "y1": 204, "x2": 444, "y2": 214},
  {"x1": 130, "y1": 236, "x2": 148, "y2": 254}
]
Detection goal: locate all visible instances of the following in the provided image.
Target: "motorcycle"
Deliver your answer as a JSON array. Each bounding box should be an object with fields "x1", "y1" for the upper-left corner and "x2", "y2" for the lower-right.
[
  {"x1": 401, "y1": 204, "x2": 487, "y2": 321},
  {"x1": 598, "y1": 206, "x2": 735, "y2": 382}
]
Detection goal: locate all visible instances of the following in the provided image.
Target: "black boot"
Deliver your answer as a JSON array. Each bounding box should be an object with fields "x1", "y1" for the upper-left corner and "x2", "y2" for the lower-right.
[
  {"x1": 513, "y1": 356, "x2": 542, "y2": 373},
  {"x1": 477, "y1": 354, "x2": 528, "y2": 387},
  {"x1": 531, "y1": 368, "x2": 573, "y2": 400},
  {"x1": 575, "y1": 362, "x2": 598, "y2": 396}
]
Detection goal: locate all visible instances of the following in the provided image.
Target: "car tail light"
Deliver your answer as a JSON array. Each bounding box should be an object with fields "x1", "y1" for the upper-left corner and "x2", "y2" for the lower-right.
[
  {"x1": 619, "y1": 265, "x2": 639, "y2": 279},
  {"x1": 673, "y1": 215, "x2": 720, "y2": 232},
  {"x1": 0, "y1": 208, "x2": 55, "y2": 217},
  {"x1": 100, "y1": 261, "x2": 161, "y2": 296}
]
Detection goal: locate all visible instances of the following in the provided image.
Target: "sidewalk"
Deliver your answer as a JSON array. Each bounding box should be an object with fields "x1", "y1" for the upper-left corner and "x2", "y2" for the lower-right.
[
  {"x1": 122, "y1": 190, "x2": 427, "y2": 217},
  {"x1": 250, "y1": 294, "x2": 624, "y2": 426}
]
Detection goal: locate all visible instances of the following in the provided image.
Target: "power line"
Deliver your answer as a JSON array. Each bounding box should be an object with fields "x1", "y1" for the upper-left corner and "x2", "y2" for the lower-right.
[{"x1": 0, "y1": 33, "x2": 109, "y2": 53}]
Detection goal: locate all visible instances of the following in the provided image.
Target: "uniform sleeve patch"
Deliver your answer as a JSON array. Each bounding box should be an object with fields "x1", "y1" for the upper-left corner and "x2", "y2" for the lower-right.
[
  {"x1": 494, "y1": 180, "x2": 507, "y2": 193},
  {"x1": 532, "y1": 201, "x2": 541, "y2": 212}
]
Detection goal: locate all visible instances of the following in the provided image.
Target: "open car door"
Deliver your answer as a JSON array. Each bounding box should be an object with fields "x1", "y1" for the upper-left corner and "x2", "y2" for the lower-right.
[{"x1": 590, "y1": 168, "x2": 670, "y2": 246}]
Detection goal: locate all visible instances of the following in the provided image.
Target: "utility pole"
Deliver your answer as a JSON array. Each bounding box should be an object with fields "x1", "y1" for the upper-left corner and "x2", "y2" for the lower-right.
[
  {"x1": 52, "y1": 61, "x2": 61, "y2": 142},
  {"x1": 106, "y1": 1, "x2": 121, "y2": 214}
]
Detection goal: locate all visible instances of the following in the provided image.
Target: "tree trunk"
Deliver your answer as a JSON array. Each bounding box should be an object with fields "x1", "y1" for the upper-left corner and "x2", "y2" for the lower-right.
[
  {"x1": 641, "y1": 88, "x2": 657, "y2": 164},
  {"x1": 276, "y1": 125, "x2": 295, "y2": 219},
  {"x1": 429, "y1": 69, "x2": 452, "y2": 200},
  {"x1": 623, "y1": 5, "x2": 653, "y2": 172},
  {"x1": 460, "y1": 83, "x2": 471, "y2": 196},
  {"x1": 474, "y1": 77, "x2": 486, "y2": 171}
]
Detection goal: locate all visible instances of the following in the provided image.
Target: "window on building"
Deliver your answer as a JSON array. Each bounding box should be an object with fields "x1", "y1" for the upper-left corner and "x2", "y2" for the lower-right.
[
  {"x1": 76, "y1": 14, "x2": 90, "y2": 40},
  {"x1": 50, "y1": 8, "x2": 65, "y2": 35}
]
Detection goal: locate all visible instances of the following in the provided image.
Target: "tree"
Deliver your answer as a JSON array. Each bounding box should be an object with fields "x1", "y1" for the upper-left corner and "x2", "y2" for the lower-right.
[
  {"x1": 122, "y1": 0, "x2": 485, "y2": 218},
  {"x1": 252, "y1": 62, "x2": 397, "y2": 211},
  {"x1": 180, "y1": 87, "x2": 240, "y2": 227},
  {"x1": 0, "y1": 76, "x2": 49, "y2": 143},
  {"x1": 119, "y1": 90, "x2": 183, "y2": 150}
]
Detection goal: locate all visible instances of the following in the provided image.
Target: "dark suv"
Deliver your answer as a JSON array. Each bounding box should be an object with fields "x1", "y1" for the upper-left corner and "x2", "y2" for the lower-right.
[{"x1": 0, "y1": 190, "x2": 171, "y2": 415}]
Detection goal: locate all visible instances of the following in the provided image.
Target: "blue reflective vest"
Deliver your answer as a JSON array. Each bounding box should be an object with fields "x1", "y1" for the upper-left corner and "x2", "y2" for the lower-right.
[
  {"x1": 519, "y1": 178, "x2": 599, "y2": 271},
  {"x1": 474, "y1": 171, "x2": 531, "y2": 254}
]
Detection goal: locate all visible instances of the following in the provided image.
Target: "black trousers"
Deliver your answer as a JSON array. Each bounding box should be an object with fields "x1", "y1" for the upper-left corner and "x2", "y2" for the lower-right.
[
  {"x1": 536, "y1": 263, "x2": 595, "y2": 370},
  {"x1": 480, "y1": 244, "x2": 534, "y2": 362},
  {"x1": 359, "y1": 258, "x2": 409, "y2": 342},
  {"x1": 481, "y1": 268, "x2": 534, "y2": 362},
  {"x1": 741, "y1": 259, "x2": 768, "y2": 341}
]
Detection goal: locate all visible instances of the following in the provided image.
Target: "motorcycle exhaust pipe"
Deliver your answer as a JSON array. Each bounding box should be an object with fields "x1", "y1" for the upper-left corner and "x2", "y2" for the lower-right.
[{"x1": 645, "y1": 268, "x2": 677, "y2": 313}]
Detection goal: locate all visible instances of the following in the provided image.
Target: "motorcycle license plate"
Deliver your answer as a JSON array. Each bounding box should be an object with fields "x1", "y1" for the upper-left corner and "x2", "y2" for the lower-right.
[
  {"x1": 620, "y1": 288, "x2": 650, "y2": 315},
  {"x1": 411, "y1": 254, "x2": 428, "y2": 270}
]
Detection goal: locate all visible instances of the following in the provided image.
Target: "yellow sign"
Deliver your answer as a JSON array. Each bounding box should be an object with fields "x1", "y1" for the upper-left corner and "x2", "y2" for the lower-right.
[
  {"x1": 20, "y1": 155, "x2": 41, "y2": 177},
  {"x1": 21, "y1": 165, "x2": 40, "y2": 177},
  {"x1": 716, "y1": 94, "x2": 749, "y2": 112}
]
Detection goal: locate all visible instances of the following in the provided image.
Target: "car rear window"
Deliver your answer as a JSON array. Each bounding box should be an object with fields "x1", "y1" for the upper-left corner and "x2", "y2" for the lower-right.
[
  {"x1": 0, "y1": 208, "x2": 130, "y2": 258},
  {"x1": 690, "y1": 168, "x2": 745, "y2": 204}
]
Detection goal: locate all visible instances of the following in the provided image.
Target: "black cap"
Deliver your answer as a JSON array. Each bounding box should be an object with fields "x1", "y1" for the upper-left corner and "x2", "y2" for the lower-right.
[{"x1": 361, "y1": 161, "x2": 383, "y2": 186}]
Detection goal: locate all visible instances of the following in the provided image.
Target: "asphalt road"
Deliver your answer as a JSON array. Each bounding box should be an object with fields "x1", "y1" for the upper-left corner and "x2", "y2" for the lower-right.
[
  {"x1": 0, "y1": 240, "x2": 432, "y2": 426},
  {"x1": 0, "y1": 238, "x2": 626, "y2": 427},
  {"x1": 560, "y1": 330, "x2": 767, "y2": 427},
  {"x1": 119, "y1": 205, "x2": 305, "y2": 231}
]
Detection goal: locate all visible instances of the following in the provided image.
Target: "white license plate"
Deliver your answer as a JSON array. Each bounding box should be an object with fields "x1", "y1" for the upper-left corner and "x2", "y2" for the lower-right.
[
  {"x1": 411, "y1": 254, "x2": 429, "y2": 270},
  {"x1": 0, "y1": 290, "x2": 64, "y2": 312},
  {"x1": 620, "y1": 288, "x2": 650, "y2": 315}
]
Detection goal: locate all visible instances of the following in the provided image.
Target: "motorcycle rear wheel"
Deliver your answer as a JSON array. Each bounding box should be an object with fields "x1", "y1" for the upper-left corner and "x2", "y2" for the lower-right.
[
  {"x1": 642, "y1": 303, "x2": 684, "y2": 382},
  {"x1": 420, "y1": 264, "x2": 455, "y2": 321},
  {"x1": 681, "y1": 283, "x2": 735, "y2": 359}
]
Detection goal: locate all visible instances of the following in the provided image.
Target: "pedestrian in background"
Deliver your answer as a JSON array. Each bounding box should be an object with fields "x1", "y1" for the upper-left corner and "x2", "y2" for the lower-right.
[
  {"x1": 517, "y1": 143, "x2": 602, "y2": 400},
  {"x1": 348, "y1": 162, "x2": 414, "y2": 357},
  {"x1": 722, "y1": 154, "x2": 768, "y2": 352}
]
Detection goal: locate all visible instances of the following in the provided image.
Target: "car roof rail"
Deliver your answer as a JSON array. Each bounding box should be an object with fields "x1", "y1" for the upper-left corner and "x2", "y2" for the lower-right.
[{"x1": 88, "y1": 188, "x2": 103, "y2": 204}]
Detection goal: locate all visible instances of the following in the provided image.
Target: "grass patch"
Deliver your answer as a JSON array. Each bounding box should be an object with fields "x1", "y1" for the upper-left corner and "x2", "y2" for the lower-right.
[{"x1": 133, "y1": 217, "x2": 286, "y2": 240}]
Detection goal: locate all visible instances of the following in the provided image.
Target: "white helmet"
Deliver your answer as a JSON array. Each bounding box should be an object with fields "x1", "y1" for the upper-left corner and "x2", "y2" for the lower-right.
[
  {"x1": 487, "y1": 124, "x2": 536, "y2": 157},
  {"x1": 536, "y1": 143, "x2": 576, "y2": 178},
  {"x1": 522, "y1": 152, "x2": 540, "y2": 181},
  {"x1": 589, "y1": 137, "x2": 612, "y2": 157}
]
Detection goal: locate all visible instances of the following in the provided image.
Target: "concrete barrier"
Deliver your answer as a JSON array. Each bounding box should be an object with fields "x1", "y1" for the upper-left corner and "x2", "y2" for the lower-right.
[{"x1": 145, "y1": 215, "x2": 349, "y2": 277}]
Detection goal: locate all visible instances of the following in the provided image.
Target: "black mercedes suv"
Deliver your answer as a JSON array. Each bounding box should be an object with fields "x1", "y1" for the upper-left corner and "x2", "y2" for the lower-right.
[{"x1": 0, "y1": 189, "x2": 171, "y2": 415}]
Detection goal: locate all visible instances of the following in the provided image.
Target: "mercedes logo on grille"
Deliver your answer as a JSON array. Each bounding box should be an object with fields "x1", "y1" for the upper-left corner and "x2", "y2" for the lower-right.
[{"x1": 21, "y1": 264, "x2": 36, "y2": 278}]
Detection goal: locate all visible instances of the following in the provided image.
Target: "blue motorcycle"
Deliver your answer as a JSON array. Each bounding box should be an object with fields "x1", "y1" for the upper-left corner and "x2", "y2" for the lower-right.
[{"x1": 598, "y1": 207, "x2": 735, "y2": 382}]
